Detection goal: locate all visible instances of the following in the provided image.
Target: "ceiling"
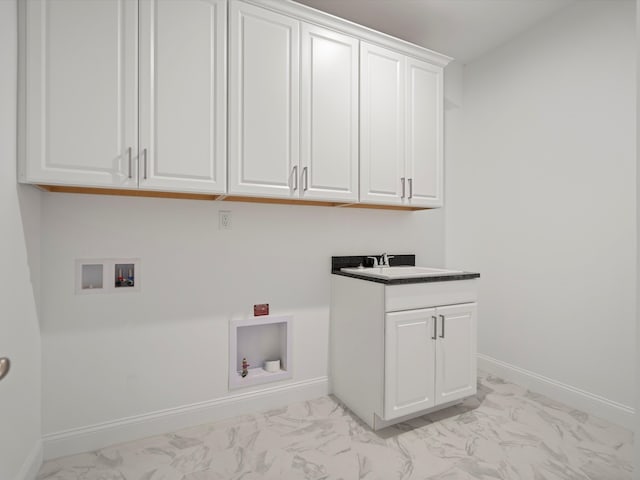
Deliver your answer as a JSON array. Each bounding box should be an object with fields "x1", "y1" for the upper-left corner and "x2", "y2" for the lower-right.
[{"x1": 292, "y1": 0, "x2": 575, "y2": 63}]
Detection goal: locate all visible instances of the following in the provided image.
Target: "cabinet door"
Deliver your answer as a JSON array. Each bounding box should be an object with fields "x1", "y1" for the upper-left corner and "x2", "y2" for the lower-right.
[
  {"x1": 384, "y1": 308, "x2": 436, "y2": 420},
  {"x1": 139, "y1": 0, "x2": 226, "y2": 194},
  {"x1": 21, "y1": 0, "x2": 137, "y2": 188},
  {"x1": 300, "y1": 24, "x2": 358, "y2": 202},
  {"x1": 435, "y1": 303, "x2": 477, "y2": 405},
  {"x1": 228, "y1": 2, "x2": 300, "y2": 198},
  {"x1": 406, "y1": 57, "x2": 443, "y2": 207},
  {"x1": 360, "y1": 43, "x2": 405, "y2": 205}
]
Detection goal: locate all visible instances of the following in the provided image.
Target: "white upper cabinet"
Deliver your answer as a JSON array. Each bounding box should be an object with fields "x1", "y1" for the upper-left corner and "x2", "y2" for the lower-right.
[
  {"x1": 300, "y1": 24, "x2": 359, "y2": 202},
  {"x1": 20, "y1": 0, "x2": 226, "y2": 194},
  {"x1": 20, "y1": 0, "x2": 450, "y2": 207},
  {"x1": 20, "y1": 0, "x2": 138, "y2": 188},
  {"x1": 406, "y1": 57, "x2": 443, "y2": 207},
  {"x1": 360, "y1": 42, "x2": 445, "y2": 207},
  {"x1": 228, "y1": 2, "x2": 300, "y2": 198},
  {"x1": 139, "y1": 0, "x2": 226, "y2": 194},
  {"x1": 360, "y1": 43, "x2": 405, "y2": 205},
  {"x1": 229, "y1": 2, "x2": 360, "y2": 202}
]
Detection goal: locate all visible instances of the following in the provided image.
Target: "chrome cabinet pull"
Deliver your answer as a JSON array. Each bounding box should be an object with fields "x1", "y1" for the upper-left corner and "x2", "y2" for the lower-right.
[
  {"x1": 408, "y1": 178, "x2": 413, "y2": 199},
  {"x1": 292, "y1": 165, "x2": 298, "y2": 191},
  {"x1": 143, "y1": 148, "x2": 148, "y2": 180},
  {"x1": 127, "y1": 147, "x2": 132, "y2": 179},
  {"x1": 401, "y1": 177, "x2": 406, "y2": 198},
  {"x1": 432, "y1": 316, "x2": 437, "y2": 340},
  {"x1": 303, "y1": 167, "x2": 308, "y2": 191},
  {"x1": 439, "y1": 315, "x2": 445, "y2": 338},
  {"x1": 0, "y1": 357, "x2": 10, "y2": 381}
]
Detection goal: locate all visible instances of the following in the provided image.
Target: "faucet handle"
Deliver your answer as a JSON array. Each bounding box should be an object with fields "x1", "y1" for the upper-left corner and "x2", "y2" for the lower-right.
[
  {"x1": 366, "y1": 256, "x2": 379, "y2": 267},
  {"x1": 385, "y1": 255, "x2": 395, "y2": 266}
]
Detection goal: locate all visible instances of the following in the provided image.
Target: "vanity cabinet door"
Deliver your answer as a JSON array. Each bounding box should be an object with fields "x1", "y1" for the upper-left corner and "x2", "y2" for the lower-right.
[
  {"x1": 300, "y1": 24, "x2": 359, "y2": 202},
  {"x1": 138, "y1": 0, "x2": 226, "y2": 194},
  {"x1": 384, "y1": 308, "x2": 436, "y2": 420},
  {"x1": 434, "y1": 303, "x2": 477, "y2": 405},
  {"x1": 20, "y1": 0, "x2": 138, "y2": 188},
  {"x1": 228, "y1": 1, "x2": 300, "y2": 198}
]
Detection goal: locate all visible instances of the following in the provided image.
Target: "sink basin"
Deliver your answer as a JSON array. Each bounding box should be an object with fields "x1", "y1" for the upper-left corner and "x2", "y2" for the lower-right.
[{"x1": 340, "y1": 266, "x2": 462, "y2": 280}]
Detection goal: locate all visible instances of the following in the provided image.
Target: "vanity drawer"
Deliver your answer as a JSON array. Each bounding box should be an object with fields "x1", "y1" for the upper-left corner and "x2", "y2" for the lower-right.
[{"x1": 385, "y1": 279, "x2": 478, "y2": 312}]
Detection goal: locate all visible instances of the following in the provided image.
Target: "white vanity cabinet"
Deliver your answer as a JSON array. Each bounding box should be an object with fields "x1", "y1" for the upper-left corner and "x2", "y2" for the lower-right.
[
  {"x1": 228, "y1": 1, "x2": 358, "y2": 202},
  {"x1": 385, "y1": 303, "x2": 477, "y2": 420},
  {"x1": 19, "y1": 0, "x2": 226, "y2": 194},
  {"x1": 360, "y1": 44, "x2": 444, "y2": 208},
  {"x1": 331, "y1": 275, "x2": 477, "y2": 429}
]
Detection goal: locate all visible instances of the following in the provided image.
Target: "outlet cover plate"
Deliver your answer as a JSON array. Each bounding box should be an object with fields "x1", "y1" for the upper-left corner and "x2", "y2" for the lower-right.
[
  {"x1": 219, "y1": 210, "x2": 232, "y2": 230},
  {"x1": 254, "y1": 304, "x2": 269, "y2": 316}
]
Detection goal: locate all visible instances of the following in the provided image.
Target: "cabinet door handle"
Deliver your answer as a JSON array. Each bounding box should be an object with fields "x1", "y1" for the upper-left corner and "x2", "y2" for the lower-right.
[
  {"x1": 408, "y1": 178, "x2": 413, "y2": 199},
  {"x1": 127, "y1": 147, "x2": 133, "y2": 179},
  {"x1": 432, "y1": 316, "x2": 437, "y2": 340},
  {"x1": 401, "y1": 177, "x2": 406, "y2": 198},
  {"x1": 439, "y1": 315, "x2": 445, "y2": 338},
  {"x1": 292, "y1": 165, "x2": 298, "y2": 191},
  {"x1": 303, "y1": 166, "x2": 308, "y2": 191},
  {"x1": 143, "y1": 148, "x2": 148, "y2": 180},
  {"x1": 0, "y1": 357, "x2": 10, "y2": 381}
]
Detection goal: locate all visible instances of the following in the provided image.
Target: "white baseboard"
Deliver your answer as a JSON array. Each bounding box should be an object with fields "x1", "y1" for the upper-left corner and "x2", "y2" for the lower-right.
[
  {"x1": 15, "y1": 439, "x2": 42, "y2": 480},
  {"x1": 43, "y1": 376, "x2": 328, "y2": 461},
  {"x1": 477, "y1": 354, "x2": 635, "y2": 427}
]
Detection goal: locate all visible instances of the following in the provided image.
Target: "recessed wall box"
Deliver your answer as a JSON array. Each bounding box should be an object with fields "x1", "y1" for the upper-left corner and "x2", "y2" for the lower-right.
[
  {"x1": 229, "y1": 315, "x2": 292, "y2": 389},
  {"x1": 75, "y1": 258, "x2": 141, "y2": 294},
  {"x1": 81, "y1": 264, "x2": 104, "y2": 291},
  {"x1": 75, "y1": 259, "x2": 108, "y2": 295},
  {"x1": 115, "y1": 263, "x2": 135, "y2": 288}
]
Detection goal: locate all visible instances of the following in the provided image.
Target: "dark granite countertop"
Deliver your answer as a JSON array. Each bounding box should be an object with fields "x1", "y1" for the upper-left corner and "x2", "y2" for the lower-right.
[{"x1": 331, "y1": 254, "x2": 480, "y2": 285}]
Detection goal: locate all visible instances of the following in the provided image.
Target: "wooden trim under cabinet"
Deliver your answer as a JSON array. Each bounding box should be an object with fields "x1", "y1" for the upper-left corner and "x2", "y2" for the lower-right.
[
  {"x1": 35, "y1": 185, "x2": 431, "y2": 210},
  {"x1": 36, "y1": 185, "x2": 221, "y2": 201}
]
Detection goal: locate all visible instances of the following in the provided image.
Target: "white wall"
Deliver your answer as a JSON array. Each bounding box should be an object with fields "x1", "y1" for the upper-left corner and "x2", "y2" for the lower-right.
[
  {"x1": 636, "y1": 0, "x2": 640, "y2": 475},
  {"x1": 32, "y1": 0, "x2": 637, "y2": 464},
  {"x1": 39, "y1": 194, "x2": 445, "y2": 445},
  {"x1": 0, "y1": 1, "x2": 43, "y2": 479},
  {"x1": 447, "y1": 0, "x2": 636, "y2": 423}
]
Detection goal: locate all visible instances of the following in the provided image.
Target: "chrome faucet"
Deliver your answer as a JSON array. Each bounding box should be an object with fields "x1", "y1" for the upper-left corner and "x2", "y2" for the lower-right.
[
  {"x1": 367, "y1": 253, "x2": 395, "y2": 268},
  {"x1": 381, "y1": 253, "x2": 394, "y2": 267}
]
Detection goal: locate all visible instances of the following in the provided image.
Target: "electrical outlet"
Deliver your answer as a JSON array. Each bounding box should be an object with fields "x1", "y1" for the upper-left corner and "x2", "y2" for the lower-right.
[{"x1": 219, "y1": 210, "x2": 232, "y2": 230}]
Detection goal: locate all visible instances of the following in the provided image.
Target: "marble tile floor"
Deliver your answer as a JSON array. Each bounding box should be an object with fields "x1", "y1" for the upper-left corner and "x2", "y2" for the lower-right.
[{"x1": 37, "y1": 371, "x2": 633, "y2": 480}]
